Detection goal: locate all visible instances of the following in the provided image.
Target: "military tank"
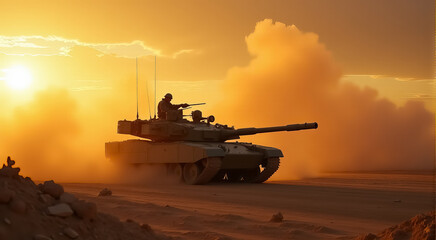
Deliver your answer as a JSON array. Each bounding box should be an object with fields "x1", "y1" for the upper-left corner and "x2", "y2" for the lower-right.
[{"x1": 105, "y1": 108, "x2": 318, "y2": 184}]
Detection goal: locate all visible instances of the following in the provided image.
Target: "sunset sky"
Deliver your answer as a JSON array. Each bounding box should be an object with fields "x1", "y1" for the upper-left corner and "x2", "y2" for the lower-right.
[{"x1": 0, "y1": 0, "x2": 434, "y2": 181}]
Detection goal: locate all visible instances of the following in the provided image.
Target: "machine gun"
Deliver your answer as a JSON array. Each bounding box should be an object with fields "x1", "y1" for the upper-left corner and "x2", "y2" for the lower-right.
[{"x1": 180, "y1": 102, "x2": 206, "y2": 110}]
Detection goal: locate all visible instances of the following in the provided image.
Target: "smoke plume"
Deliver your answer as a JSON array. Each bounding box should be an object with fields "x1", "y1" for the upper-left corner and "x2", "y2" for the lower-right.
[{"x1": 216, "y1": 19, "x2": 434, "y2": 179}]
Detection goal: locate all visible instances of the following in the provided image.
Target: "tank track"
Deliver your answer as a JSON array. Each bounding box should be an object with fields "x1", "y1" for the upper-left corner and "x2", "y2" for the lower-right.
[
  {"x1": 251, "y1": 157, "x2": 280, "y2": 183},
  {"x1": 195, "y1": 157, "x2": 222, "y2": 184}
]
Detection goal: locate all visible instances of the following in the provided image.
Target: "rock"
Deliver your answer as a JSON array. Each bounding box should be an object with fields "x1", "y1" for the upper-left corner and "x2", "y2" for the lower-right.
[
  {"x1": 40, "y1": 180, "x2": 64, "y2": 199},
  {"x1": 269, "y1": 212, "x2": 283, "y2": 222},
  {"x1": 47, "y1": 203, "x2": 74, "y2": 217},
  {"x1": 24, "y1": 177, "x2": 36, "y2": 187},
  {"x1": 33, "y1": 234, "x2": 52, "y2": 240},
  {"x1": 141, "y1": 223, "x2": 153, "y2": 233},
  {"x1": 355, "y1": 233, "x2": 378, "y2": 240},
  {"x1": 63, "y1": 227, "x2": 79, "y2": 239},
  {"x1": 4, "y1": 218, "x2": 11, "y2": 225},
  {"x1": 39, "y1": 194, "x2": 55, "y2": 205},
  {"x1": 9, "y1": 198, "x2": 27, "y2": 214},
  {"x1": 0, "y1": 166, "x2": 20, "y2": 178},
  {"x1": 360, "y1": 211, "x2": 435, "y2": 240},
  {"x1": 60, "y1": 192, "x2": 78, "y2": 204},
  {"x1": 389, "y1": 229, "x2": 408, "y2": 239},
  {"x1": 98, "y1": 188, "x2": 112, "y2": 197},
  {"x1": 71, "y1": 200, "x2": 97, "y2": 220},
  {"x1": 0, "y1": 188, "x2": 15, "y2": 203},
  {"x1": 6, "y1": 156, "x2": 15, "y2": 167}
]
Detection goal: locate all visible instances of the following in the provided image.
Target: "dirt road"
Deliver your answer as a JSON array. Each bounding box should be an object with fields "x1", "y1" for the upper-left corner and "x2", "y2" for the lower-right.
[{"x1": 62, "y1": 171, "x2": 434, "y2": 240}]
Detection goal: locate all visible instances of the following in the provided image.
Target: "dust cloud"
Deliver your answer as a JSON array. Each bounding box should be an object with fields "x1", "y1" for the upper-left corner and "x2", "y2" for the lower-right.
[
  {"x1": 0, "y1": 89, "x2": 82, "y2": 181},
  {"x1": 215, "y1": 19, "x2": 434, "y2": 179},
  {"x1": 112, "y1": 163, "x2": 182, "y2": 185},
  {"x1": 0, "y1": 86, "x2": 126, "y2": 182}
]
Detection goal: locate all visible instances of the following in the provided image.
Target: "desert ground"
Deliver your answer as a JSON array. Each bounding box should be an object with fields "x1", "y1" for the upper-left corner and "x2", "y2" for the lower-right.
[{"x1": 62, "y1": 171, "x2": 435, "y2": 240}]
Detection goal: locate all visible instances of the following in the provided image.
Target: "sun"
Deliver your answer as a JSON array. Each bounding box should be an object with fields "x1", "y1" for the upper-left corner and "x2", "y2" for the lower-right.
[{"x1": 2, "y1": 66, "x2": 33, "y2": 90}]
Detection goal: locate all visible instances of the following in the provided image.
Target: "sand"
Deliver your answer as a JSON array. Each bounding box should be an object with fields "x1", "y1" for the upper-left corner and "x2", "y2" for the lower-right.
[{"x1": 61, "y1": 171, "x2": 435, "y2": 240}]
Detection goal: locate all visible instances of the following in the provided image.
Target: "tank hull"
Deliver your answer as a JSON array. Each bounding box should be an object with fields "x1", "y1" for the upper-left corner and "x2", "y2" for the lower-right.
[
  {"x1": 106, "y1": 140, "x2": 282, "y2": 167},
  {"x1": 105, "y1": 140, "x2": 283, "y2": 184}
]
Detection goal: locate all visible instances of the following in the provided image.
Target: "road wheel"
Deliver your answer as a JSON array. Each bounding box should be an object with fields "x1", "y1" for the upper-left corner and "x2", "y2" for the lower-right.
[
  {"x1": 251, "y1": 157, "x2": 280, "y2": 183},
  {"x1": 183, "y1": 163, "x2": 201, "y2": 185}
]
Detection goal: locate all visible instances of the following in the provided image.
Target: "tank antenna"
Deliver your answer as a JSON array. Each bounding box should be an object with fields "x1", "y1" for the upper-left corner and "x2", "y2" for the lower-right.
[
  {"x1": 143, "y1": 58, "x2": 152, "y2": 119},
  {"x1": 136, "y1": 57, "x2": 139, "y2": 120},
  {"x1": 154, "y1": 55, "x2": 157, "y2": 119}
]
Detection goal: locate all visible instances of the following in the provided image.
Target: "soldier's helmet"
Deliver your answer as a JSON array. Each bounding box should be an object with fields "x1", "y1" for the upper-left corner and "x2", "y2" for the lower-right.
[{"x1": 164, "y1": 93, "x2": 173, "y2": 99}]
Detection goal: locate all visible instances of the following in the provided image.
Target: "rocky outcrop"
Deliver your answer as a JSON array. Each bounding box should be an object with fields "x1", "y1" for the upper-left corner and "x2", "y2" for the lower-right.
[{"x1": 0, "y1": 156, "x2": 168, "y2": 240}]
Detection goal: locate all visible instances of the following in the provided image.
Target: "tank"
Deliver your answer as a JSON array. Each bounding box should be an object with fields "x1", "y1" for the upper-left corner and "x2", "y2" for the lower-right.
[{"x1": 105, "y1": 109, "x2": 318, "y2": 184}]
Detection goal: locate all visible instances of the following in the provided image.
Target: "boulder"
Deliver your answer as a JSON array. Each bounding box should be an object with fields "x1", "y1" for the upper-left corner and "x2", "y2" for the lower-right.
[
  {"x1": 6, "y1": 156, "x2": 15, "y2": 167},
  {"x1": 40, "y1": 180, "x2": 64, "y2": 199},
  {"x1": 47, "y1": 203, "x2": 73, "y2": 217},
  {"x1": 0, "y1": 166, "x2": 20, "y2": 178},
  {"x1": 269, "y1": 212, "x2": 283, "y2": 222},
  {"x1": 39, "y1": 194, "x2": 55, "y2": 205},
  {"x1": 98, "y1": 188, "x2": 112, "y2": 197},
  {"x1": 71, "y1": 200, "x2": 97, "y2": 220},
  {"x1": 355, "y1": 233, "x2": 377, "y2": 240},
  {"x1": 63, "y1": 227, "x2": 79, "y2": 239},
  {"x1": 141, "y1": 223, "x2": 153, "y2": 233},
  {"x1": 60, "y1": 192, "x2": 78, "y2": 204},
  {"x1": 24, "y1": 177, "x2": 36, "y2": 187}
]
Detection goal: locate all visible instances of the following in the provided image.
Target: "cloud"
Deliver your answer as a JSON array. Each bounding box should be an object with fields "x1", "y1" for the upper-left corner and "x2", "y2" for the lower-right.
[
  {"x1": 217, "y1": 19, "x2": 434, "y2": 179},
  {"x1": 407, "y1": 94, "x2": 436, "y2": 100},
  {"x1": 0, "y1": 35, "x2": 194, "y2": 58},
  {"x1": 0, "y1": 36, "x2": 76, "y2": 56},
  {"x1": 171, "y1": 49, "x2": 197, "y2": 58},
  {"x1": 86, "y1": 40, "x2": 158, "y2": 58},
  {"x1": 369, "y1": 75, "x2": 434, "y2": 82}
]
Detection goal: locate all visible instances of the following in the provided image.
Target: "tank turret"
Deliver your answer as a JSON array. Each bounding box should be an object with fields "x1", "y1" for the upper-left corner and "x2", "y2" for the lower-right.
[
  {"x1": 116, "y1": 109, "x2": 317, "y2": 142},
  {"x1": 106, "y1": 108, "x2": 318, "y2": 184}
]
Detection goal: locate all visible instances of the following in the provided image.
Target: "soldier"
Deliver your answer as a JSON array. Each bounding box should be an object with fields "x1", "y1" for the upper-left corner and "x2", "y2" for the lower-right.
[{"x1": 158, "y1": 93, "x2": 189, "y2": 119}]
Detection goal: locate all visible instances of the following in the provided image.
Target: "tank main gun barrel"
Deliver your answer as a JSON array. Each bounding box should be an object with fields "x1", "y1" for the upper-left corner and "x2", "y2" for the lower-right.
[{"x1": 222, "y1": 122, "x2": 318, "y2": 139}]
